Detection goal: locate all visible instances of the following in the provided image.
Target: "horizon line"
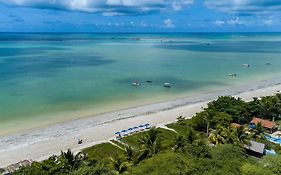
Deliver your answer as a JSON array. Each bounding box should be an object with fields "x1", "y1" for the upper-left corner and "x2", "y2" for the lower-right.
[{"x1": 1, "y1": 31, "x2": 281, "y2": 34}]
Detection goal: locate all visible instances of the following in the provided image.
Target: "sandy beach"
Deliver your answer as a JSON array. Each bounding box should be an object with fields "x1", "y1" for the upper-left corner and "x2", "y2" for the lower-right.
[{"x1": 1, "y1": 77, "x2": 281, "y2": 167}]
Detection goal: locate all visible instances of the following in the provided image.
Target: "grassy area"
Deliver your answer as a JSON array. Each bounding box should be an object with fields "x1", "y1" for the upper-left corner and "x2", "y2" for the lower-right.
[
  {"x1": 157, "y1": 128, "x2": 178, "y2": 149},
  {"x1": 82, "y1": 143, "x2": 123, "y2": 162},
  {"x1": 121, "y1": 128, "x2": 178, "y2": 150},
  {"x1": 166, "y1": 119, "x2": 192, "y2": 135},
  {"x1": 121, "y1": 131, "x2": 147, "y2": 149},
  {"x1": 84, "y1": 127, "x2": 178, "y2": 162},
  {"x1": 82, "y1": 128, "x2": 177, "y2": 162}
]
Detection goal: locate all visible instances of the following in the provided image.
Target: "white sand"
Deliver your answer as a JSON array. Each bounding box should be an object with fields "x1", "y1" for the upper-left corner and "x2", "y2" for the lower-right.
[{"x1": 1, "y1": 77, "x2": 281, "y2": 167}]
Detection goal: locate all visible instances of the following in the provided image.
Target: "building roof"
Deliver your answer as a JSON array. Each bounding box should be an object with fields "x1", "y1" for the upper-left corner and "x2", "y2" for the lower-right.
[
  {"x1": 245, "y1": 141, "x2": 265, "y2": 154},
  {"x1": 250, "y1": 117, "x2": 276, "y2": 129}
]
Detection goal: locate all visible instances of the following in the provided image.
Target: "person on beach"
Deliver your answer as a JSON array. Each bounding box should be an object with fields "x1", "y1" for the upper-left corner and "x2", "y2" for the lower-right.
[{"x1": 78, "y1": 139, "x2": 83, "y2": 144}]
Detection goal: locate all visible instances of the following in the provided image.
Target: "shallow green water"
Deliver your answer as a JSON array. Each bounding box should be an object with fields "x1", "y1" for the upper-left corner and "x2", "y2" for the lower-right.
[{"x1": 0, "y1": 33, "x2": 281, "y2": 132}]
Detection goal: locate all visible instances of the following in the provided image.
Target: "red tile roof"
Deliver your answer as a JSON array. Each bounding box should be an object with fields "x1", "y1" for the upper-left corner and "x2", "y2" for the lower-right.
[{"x1": 250, "y1": 117, "x2": 276, "y2": 129}]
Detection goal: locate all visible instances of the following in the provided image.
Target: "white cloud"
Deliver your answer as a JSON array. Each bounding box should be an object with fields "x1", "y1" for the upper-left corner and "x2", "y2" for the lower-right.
[
  {"x1": 164, "y1": 19, "x2": 175, "y2": 28},
  {"x1": 263, "y1": 19, "x2": 274, "y2": 26},
  {"x1": 214, "y1": 17, "x2": 249, "y2": 26},
  {"x1": 262, "y1": 16, "x2": 281, "y2": 26},
  {"x1": 205, "y1": 0, "x2": 281, "y2": 15},
  {"x1": 227, "y1": 17, "x2": 248, "y2": 25},
  {"x1": 172, "y1": 0, "x2": 193, "y2": 11},
  {"x1": 0, "y1": 0, "x2": 194, "y2": 15},
  {"x1": 140, "y1": 20, "x2": 148, "y2": 27},
  {"x1": 215, "y1": 20, "x2": 225, "y2": 26}
]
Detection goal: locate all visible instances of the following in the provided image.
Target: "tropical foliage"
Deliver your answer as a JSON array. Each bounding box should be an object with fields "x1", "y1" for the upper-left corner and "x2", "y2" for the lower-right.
[{"x1": 13, "y1": 94, "x2": 281, "y2": 175}]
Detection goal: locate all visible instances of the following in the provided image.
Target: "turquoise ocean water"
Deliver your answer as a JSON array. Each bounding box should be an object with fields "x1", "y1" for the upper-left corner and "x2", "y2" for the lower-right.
[{"x1": 1, "y1": 33, "x2": 281, "y2": 134}]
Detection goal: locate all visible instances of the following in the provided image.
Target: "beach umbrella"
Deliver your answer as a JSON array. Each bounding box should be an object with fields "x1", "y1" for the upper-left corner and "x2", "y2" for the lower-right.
[
  {"x1": 115, "y1": 132, "x2": 121, "y2": 135},
  {"x1": 144, "y1": 124, "x2": 150, "y2": 128}
]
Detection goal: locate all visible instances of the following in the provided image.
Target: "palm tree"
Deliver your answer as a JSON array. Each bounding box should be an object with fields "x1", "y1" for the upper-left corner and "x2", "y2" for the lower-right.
[
  {"x1": 110, "y1": 155, "x2": 131, "y2": 174},
  {"x1": 186, "y1": 128, "x2": 200, "y2": 144},
  {"x1": 192, "y1": 136, "x2": 207, "y2": 147},
  {"x1": 208, "y1": 127, "x2": 227, "y2": 145},
  {"x1": 124, "y1": 145, "x2": 134, "y2": 162},
  {"x1": 138, "y1": 127, "x2": 161, "y2": 161},
  {"x1": 209, "y1": 130, "x2": 225, "y2": 145},
  {"x1": 173, "y1": 129, "x2": 206, "y2": 152},
  {"x1": 59, "y1": 149, "x2": 86, "y2": 170},
  {"x1": 177, "y1": 116, "x2": 186, "y2": 125},
  {"x1": 173, "y1": 135, "x2": 186, "y2": 152},
  {"x1": 252, "y1": 122, "x2": 265, "y2": 141},
  {"x1": 247, "y1": 98, "x2": 262, "y2": 119},
  {"x1": 204, "y1": 111, "x2": 211, "y2": 135},
  {"x1": 0, "y1": 168, "x2": 5, "y2": 174},
  {"x1": 259, "y1": 96, "x2": 281, "y2": 119},
  {"x1": 219, "y1": 126, "x2": 233, "y2": 142},
  {"x1": 233, "y1": 126, "x2": 250, "y2": 148}
]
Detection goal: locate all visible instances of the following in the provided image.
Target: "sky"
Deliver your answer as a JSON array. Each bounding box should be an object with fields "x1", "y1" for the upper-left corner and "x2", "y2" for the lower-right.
[{"x1": 0, "y1": 0, "x2": 280, "y2": 32}]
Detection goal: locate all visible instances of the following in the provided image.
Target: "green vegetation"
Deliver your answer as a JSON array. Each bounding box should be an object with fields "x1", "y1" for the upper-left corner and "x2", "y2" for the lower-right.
[
  {"x1": 13, "y1": 95, "x2": 281, "y2": 175},
  {"x1": 83, "y1": 143, "x2": 124, "y2": 162},
  {"x1": 241, "y1": 155, "x2": 281, "y2": 175}
]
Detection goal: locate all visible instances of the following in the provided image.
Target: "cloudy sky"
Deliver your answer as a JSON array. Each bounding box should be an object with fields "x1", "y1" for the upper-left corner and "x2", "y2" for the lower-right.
[{"x1": 0, "y1": 0, "x2": 280, "y2": 32}]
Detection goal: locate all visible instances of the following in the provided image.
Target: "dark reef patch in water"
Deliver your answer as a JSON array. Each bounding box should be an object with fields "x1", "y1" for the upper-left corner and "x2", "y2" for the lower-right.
[
  {"x1": 156, "y1": 41, "x2": 281, "y2": 53},
  {"x1": 0, "y1": 47, "x2": 68, "y2": 57},
  {"x1": 0, "y1": 53, "x2": 113, "y2": 80}
]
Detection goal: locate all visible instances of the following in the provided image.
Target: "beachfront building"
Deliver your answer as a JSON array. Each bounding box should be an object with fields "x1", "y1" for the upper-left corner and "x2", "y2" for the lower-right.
[
  {"x1": 244, "y1": 141, "x2": 265, "y2": 158},
  {"x1": 250, "y1": 117, "x2": 277, "y2": 133}
]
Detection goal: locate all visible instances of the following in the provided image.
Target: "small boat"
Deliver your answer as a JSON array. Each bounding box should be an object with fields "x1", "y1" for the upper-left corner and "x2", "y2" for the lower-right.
[
  {"x1": 132, "y1": 82, "x2": 141, "y2": 86},
  {"x1": 266, "y1": 62, "x2": 271, "y2": 65},
  {"x1": 163, "y1": 82, "x2": 171, "y2": 88},
  {"x1": 242, "y1": 64, "x2": 250, "y2": 68},
  {"x1": 228, "y1": 73, "x2": 237, "y2": 77},
  {"x1": 146, "y1": 80, "x2": 152, "y2": 83}
]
